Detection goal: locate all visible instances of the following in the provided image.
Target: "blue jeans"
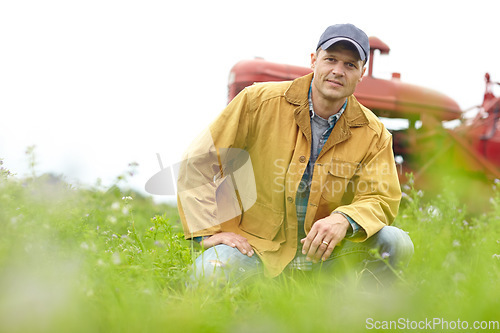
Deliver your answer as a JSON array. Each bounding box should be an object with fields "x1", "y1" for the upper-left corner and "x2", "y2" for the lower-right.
[{"x1": 191, "y1": 226, "x2": 414, "y2": 286}]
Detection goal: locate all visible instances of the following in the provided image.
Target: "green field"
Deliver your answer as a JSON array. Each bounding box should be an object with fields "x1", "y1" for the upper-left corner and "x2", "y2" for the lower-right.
[{"x1": 1, "y1": 155, "x2": 500, "y2": 333}]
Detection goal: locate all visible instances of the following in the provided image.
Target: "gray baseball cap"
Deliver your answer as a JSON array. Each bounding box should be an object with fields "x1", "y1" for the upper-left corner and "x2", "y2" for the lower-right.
[{"x1": 317, "y1": 23, "x2": 370, "y2": 62}]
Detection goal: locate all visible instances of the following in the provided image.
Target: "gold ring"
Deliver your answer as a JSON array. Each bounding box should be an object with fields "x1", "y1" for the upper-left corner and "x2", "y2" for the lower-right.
[{"x1": 322, "y1": 241, "x2": 329, "y2": 246}]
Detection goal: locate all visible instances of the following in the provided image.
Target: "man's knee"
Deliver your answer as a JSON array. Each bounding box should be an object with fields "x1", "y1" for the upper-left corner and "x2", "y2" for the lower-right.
[
  {"x1": 370, "y1": 226, "x2": 414, "y2": 267},
  {"x1": 193, "y1": 244, "x2": 236, "y2": 279},
  {"x1": 192, "y1": 244, "x2": 262, "y2": 283}
]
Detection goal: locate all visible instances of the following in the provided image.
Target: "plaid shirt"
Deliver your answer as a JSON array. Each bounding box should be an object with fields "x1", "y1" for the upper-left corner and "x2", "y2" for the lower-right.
[{"x1": 289, "y1": 82, "x2": 359, "y2": 271}]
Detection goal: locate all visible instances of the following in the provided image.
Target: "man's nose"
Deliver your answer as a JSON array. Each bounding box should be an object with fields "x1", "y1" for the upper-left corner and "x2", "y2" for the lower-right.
[{"x1": 331, "y1": 63, "x2": 345, "y2": 76}]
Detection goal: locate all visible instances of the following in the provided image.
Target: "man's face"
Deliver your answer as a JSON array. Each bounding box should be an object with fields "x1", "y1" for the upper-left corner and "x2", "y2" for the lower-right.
[{"x1": 310, "y1": 42, "x2": 366, "y2": 108}]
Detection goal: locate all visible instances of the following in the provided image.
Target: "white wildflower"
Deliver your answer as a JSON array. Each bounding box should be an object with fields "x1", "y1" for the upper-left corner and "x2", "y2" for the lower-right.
[
  {"x1": 427, "y1": 205, "x2": 441, "y2": 217},
  {"x1": 112, "y1": 252, "x2": 121, "y2": 265},
  {"x1": 401, "y1": 192, "x2": 413, "y2": 202},
  {"x1": 453, "y1": 272, "x2": 466, "y2": 283}
]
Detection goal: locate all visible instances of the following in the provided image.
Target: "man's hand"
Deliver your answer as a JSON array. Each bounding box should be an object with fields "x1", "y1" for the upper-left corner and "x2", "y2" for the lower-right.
[
  {"x1": 300, "y1": 213, "x2": 350, "y2": 262},
  {"x1": 201, "y1": 232, "x2": 254, "y2": 257}
]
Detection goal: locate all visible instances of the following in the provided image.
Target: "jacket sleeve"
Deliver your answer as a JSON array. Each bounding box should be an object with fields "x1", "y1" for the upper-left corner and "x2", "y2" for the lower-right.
[
  {"x1": 335, "y1": 132, "x2": 402, "y2": 241},
  {"x1": 177, "y1": 88, "x2": 254, "y2": 239}
]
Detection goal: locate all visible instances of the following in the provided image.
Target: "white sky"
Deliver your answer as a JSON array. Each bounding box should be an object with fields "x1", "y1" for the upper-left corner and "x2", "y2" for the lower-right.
[{"x1": 1, "y1": 0, "x2": 499, "y2": 200}]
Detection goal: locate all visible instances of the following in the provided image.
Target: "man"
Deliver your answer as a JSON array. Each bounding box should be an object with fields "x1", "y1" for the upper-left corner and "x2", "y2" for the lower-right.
[{"x1": 177, "y1": 23, "x2": 413, "y2": 285}]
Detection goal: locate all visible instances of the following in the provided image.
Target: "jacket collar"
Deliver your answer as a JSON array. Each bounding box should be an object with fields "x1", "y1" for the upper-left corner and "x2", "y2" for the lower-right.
[{"x1": 284, "y1": 73, "x2": 370, "y2": 128}]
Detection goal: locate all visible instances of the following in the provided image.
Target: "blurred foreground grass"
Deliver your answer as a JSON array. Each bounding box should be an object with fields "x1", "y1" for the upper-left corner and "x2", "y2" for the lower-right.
[{"x1": 1, "y1": 157, "x2": 500, "y2": 333}]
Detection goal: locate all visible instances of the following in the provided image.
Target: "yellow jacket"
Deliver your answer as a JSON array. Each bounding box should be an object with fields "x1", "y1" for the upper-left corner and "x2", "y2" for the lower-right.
[{"x1": 177, "y1": 73, "x2": 401, "y2": 277}]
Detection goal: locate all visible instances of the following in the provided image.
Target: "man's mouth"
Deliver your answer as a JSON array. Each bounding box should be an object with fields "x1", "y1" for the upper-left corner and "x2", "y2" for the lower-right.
[{"x1": 326, "y1": 79, "x2": 343, "y2": 87}]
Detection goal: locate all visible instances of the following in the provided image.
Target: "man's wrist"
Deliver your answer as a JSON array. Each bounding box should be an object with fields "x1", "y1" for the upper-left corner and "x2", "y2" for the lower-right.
[
  {"x1": 192, "y1": 235, "x2": 211, "y2": 243},
  {"x1": 331, "y1": 211, "x2": 359, "y2": 238}
]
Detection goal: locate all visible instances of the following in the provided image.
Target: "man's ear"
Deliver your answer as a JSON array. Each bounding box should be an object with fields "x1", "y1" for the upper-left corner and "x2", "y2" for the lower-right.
[
  {"x1": 359, "y1": 66, "x2": 367, "y2": 82},
  {"x1": 310, "y1": 52, "x2": 317, "y2": 70}
]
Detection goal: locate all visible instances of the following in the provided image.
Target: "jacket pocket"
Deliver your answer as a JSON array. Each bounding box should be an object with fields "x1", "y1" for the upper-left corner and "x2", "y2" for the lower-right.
[
  {"x1": 320, "y1": 160, "x2": 358, "y2": 203},
  {"x1": 240, "y1": 200, "x2": 284, "y2": 240}
]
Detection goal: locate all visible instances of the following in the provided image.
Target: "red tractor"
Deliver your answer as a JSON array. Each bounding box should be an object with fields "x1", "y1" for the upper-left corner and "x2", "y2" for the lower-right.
[{"x1": 227, "y1": 37, "x2": 500, "y2": 206}]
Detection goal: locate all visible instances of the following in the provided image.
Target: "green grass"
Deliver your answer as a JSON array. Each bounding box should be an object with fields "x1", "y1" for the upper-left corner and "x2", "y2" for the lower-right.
[{"x1": 1, "y1": 158, "x2": 500, "y2": 332}]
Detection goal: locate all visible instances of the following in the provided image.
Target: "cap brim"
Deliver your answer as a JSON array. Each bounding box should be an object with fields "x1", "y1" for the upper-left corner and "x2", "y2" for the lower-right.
[{"x1": 320, "y1": 37, "x2": 366, "y2": 61}]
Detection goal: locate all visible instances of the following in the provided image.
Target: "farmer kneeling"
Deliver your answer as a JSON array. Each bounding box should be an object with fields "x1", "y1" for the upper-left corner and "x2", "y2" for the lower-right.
[{"x1": 177, "y1": 23, "x2": 413, "y2": 286}]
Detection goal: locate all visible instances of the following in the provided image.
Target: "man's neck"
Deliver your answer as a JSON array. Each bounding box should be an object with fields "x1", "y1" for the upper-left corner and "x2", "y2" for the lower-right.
[{"x1": 311, "y1": 96, "x2": 346, "y2": 119}]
